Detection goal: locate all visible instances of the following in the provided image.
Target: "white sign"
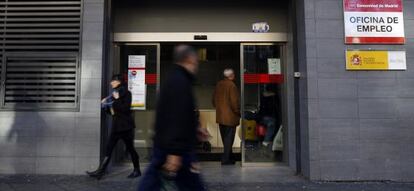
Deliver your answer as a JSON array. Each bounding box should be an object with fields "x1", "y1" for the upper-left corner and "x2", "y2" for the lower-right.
[
  {"x1": 267, "y1": 58, "x2": 281, "y2": 74},
  {"x1": 388, "y1": 51, "x2": 406, "y2": 70},
  {"x1": 252, "y1": 22, "x2": 270, "y2": 33},
  {"x1": 343, "y1": 0, "x2": 405, "y2": 44},
  {"x1": 128, "y1": 55, "x2": 146, "y2": 68},
  {"x1": 128, "y1": 69, "x2": 146, "y2": 110}
]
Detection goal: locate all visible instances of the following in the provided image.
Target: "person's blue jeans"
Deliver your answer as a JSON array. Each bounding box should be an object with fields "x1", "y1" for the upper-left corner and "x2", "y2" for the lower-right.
[
  {"x1": 262, "y1": 116, "x2": 277, "y2": 143},
  {"x1": 137, "y1": 147, "x2": 206, "y2": 191}
]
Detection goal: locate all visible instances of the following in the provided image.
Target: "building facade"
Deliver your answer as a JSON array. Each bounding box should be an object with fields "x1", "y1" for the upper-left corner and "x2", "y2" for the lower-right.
[
  {"x1": 0, "y1": 0, "x2": 104, "y2": 174},
  {"x1": 0, "y1": 0, "x2": 413, "y2": 181},
  {"x1": 297, "y1": 0, "x2": 414, "y2": 181}
]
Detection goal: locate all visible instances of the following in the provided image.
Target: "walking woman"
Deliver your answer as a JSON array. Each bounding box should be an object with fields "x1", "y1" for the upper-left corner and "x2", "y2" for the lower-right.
[{"x1": 86, "y1": 74, "x2": 141, "y2": 180}]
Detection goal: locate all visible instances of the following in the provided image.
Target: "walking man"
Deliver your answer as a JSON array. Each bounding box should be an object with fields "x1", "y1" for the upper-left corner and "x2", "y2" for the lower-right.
[
  {"x1": 213, "y1": 68, "x2": 240, "y2": 165},
  {"x1": 86, "y1": 74, "x2": 141, "y2": 180},
  {"x1": 138, "y1": 45, "x2": 206, "y2": 191}
]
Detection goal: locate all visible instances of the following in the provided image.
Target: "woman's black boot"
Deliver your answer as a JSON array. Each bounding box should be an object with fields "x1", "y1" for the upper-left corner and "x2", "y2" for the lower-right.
[
  {"x1": 127, "y1": 168, "x2": 141, "y2": 178},
  {"x1": 86, "y1": 157, "x2": 110, "y2": 180}
]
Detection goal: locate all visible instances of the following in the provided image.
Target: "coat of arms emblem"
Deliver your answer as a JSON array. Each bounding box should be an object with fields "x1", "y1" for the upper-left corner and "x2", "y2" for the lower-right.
[{"x1": 351, "y1": 54, "x2": 362, "y2": 65}]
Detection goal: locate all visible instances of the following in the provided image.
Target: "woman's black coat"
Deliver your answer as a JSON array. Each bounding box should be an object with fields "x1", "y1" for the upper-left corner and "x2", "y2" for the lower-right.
[{"x1": 111, "y1": 85, "x2": 135, "y2": 133}]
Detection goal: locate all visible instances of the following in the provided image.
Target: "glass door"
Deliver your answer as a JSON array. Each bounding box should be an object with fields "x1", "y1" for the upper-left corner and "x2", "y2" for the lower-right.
[
  {"x1": 119, "y1": 43, "x2": 160, "y2": 162},
  {"x1": 241, "y1": 43, "x2": 284, "y2": 165}
]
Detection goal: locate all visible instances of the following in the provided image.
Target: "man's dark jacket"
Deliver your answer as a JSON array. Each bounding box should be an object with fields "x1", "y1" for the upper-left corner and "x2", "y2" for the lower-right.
[
  {"x1": 153, "y1": 64, "x2": 198, "y2": 155},
  {"x1": 111, "y1": 85, "x2": 135, "y2": 133}
]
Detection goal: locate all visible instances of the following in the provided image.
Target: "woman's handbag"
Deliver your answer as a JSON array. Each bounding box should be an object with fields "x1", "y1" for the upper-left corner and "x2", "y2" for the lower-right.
[
  {"x1": 256, "y1": 124, "x2": 266, "y2": 137},
  {"x1": 272, "y1": 125, "x2": 283, "y2": 151},
  {"x1": 101, "y1": 94, "x2": 115, "y2": 115}
]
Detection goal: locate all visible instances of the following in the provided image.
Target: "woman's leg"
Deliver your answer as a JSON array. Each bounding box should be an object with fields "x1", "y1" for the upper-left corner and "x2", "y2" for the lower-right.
[
  {"x1": 86, "y1": 133, "x2": 119, "y2": 178},
  {"x1": 122, "y1": 130, "x2": 140, "y2": 171}
]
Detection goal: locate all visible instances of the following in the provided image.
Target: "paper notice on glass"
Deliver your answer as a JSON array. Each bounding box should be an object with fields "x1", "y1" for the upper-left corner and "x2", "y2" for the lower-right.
[
  {"x1": 268, "y1": 58, "x2": 281, "y2": 74},
  {"x1": 128, "y1": 55, "x2": 146, "y2": 68},
  {"x1": 128, "y1": 69, "x2": 146, "y2": 110}
]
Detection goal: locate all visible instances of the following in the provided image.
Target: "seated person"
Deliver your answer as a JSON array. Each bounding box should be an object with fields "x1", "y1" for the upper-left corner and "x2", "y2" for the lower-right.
[{"x1": 258, "y1": 85, "x2": 279, "y2": 147}]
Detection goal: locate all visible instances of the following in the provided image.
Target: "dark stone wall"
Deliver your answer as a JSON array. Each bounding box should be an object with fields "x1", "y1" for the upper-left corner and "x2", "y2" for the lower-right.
[{"x1": 298, "y1": 0, "x2": 414, "y2": 181}]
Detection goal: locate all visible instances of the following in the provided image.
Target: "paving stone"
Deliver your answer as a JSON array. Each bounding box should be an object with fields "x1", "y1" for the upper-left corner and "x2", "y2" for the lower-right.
[
  {"x1": 0, "y1": 183, "x2": 14, "y2": 191},
  {"x1": 1, "y1": 165, "x2": 414, "y2": 191}
]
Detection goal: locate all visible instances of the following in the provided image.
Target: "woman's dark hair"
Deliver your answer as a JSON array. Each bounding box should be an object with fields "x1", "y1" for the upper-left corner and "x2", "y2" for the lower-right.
[{"x1": 111, "y1": 74, "x2": 124, "y2": 83}]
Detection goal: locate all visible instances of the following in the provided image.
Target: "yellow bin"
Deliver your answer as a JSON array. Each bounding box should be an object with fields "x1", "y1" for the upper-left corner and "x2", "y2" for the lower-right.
[{"x1": 243, "y1": 120, "x2": 257, "y2": 141}]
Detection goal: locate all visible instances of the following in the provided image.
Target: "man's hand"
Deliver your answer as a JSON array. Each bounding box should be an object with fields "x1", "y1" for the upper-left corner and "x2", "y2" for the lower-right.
[
  {"x1": 163, "y1": 155, "x2": 182, "y2": 173},
  {"x1": 197, "y1": 127, "x2": 210, "y2": 142},
  {"x1": 112, "y1": 91, "x2": 120, "y2": 99},
  {"x1": 101, "y1": 97, "x2": 107, "y2": 103},
  {"x1": 190, "y1": 162, "x2": 201, "y2": 174}
]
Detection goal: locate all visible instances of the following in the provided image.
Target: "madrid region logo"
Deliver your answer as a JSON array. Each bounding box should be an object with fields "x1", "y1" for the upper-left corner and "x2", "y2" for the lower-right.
[
  {"x1": 349, "y1": 3, "x2": 357, "y2": 9},
  {"x1": 351, "y1": 54, "x2": 362, "y2": 65}
]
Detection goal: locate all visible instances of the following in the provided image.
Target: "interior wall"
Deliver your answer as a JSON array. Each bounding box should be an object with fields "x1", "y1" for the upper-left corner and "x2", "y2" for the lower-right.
[{"x1": 113, "y1": 0, "x2": 288, "y2": 33}]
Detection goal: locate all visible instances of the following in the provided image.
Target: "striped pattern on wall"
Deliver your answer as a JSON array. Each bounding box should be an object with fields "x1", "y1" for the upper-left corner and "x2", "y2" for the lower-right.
[{"x1": 0, "y1": 0, "x2": 82, "y2": 110}]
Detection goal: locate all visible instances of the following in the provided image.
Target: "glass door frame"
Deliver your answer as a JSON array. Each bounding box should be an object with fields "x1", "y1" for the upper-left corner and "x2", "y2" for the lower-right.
[{"x1": 240, "y1": 43, "x2": 287, "y2": 167}]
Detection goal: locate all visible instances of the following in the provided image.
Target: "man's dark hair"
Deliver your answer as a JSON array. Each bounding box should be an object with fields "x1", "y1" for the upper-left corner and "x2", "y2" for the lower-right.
[{"x1": 173, "y1": 45, "x2": 197, "y2": 63}]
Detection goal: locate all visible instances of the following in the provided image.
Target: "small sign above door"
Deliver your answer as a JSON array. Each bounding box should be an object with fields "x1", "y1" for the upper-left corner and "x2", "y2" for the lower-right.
[{"x1": 252, "y1": 22, "x2": 270, "y2": 33}]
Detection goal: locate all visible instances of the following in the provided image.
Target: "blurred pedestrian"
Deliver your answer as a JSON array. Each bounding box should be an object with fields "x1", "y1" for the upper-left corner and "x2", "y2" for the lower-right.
[
  {"x1": 213, "y1": 68, "x2": 240, "y2": 165},
  {"x1": 86, "y1": 74, "x2": 141, "y2": 180},
  {"x1": 138, "y1": 45, "x2": 207, "y2": 191}
]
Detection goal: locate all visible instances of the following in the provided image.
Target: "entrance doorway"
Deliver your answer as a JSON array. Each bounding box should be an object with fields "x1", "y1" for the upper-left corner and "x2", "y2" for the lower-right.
[
  {"x1": 113, "y1": 42, "x2": 286, "y2": 165},
  {"x1": 160, "y1": 43, "x2": 241, "y2": 162}
]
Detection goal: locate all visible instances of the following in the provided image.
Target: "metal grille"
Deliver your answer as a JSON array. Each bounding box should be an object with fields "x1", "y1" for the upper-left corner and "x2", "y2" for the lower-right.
[
  {"x1": 3, "y1": 53, "x2": 78, "y2": 109},
  {"x1": 0, "y1": 0, "x2": 82, "y2": 110}
]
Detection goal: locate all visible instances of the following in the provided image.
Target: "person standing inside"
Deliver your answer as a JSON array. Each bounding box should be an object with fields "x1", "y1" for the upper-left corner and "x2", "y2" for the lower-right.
[
  {"x1": 86, "y1": 74, "x2": 141, "y2": 180},
  {"x1": 259, "y1": 85, "x2": 279, "y2": 147},
  {"x1": 213, "y1": 69, "x2": 240, "y2": 165},
  {"x1": 138, "y1": 45, "x2": 207, "y2": 191}
]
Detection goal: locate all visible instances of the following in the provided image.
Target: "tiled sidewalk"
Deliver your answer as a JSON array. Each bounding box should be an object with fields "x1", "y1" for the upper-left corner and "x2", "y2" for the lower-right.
[{"x1": 1, "y1": 163, "x2": 413, "y2": 191}]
